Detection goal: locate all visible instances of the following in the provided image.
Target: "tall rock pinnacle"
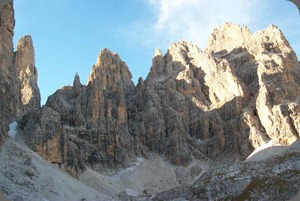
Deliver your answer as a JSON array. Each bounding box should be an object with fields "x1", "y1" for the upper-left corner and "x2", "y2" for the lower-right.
[
  {"x1": 15, "y1": 35, "x2": 41, "y2": 115},
  {"x1": 73, "y1": 73, "x2": 82, "y2": 87}
]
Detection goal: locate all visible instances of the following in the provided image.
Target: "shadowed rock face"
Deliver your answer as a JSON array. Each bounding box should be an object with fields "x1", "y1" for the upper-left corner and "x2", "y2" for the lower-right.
[
  {"x1": 0, "y1": 0, "x2": 9, "y2": 12},
  {"x1": 19, "y1": 22, "x2": 300, "y2": 177},
  {"x1": 0, "y1": 0, "x2": 15, "y2": 145},
  {"x1": 0, "y1": 1, "x2": 40, "y2": 146},
  {"x1": 20, "y1": 49, "x2": 136, "y2": 175}
]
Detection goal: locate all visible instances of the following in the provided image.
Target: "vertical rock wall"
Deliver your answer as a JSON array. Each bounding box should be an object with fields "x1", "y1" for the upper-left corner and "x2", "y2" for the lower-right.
[
  {"x1": 0, "y1": 0, "x2": 15, "y2": 145},
  {"x1": 0, "y1": 1, "x2": 40, "y2": 146},
  {"x1": 15, "y1": 35, "x2": 41, "y2": 115}
]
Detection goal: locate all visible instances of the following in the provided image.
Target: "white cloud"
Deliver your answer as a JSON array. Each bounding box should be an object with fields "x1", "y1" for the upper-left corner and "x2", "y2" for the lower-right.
[
  {"x1": 126, "y1": 0, "x2": 300, "y2": 59},
  {"x1": 135, "y1": 0, "x2": 263, "y2": 51}
]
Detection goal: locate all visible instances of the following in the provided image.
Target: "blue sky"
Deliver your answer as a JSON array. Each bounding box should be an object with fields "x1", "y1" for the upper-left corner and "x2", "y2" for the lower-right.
[{"x1": 13, "y1": 0, "x2": 300, "y2": 104}]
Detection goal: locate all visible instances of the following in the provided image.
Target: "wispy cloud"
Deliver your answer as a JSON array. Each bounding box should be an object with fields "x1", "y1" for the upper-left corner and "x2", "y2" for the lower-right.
[
  {"x1": 127, "y1": 0, "x2": 299, "y2": 55},
  {"x1": 129, "y1": 0, "x2": 262, "y2": 51}
]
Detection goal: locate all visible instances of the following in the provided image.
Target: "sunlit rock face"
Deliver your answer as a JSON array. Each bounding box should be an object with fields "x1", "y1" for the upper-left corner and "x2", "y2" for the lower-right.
[
  {"x1": 133, "y1": 39, "x2": 251, "y2": 166},
  {"x1": 15, "y1": 35, "x2": 41, "y2": 115},
  {"x1": 204, "y1": 23, "x2": 300, "y2": 147},
  {"x1": 19, "y1": 22, "x2": 300, "y2": 176},
  {"x1": 252, "y1": 26, "x2": 300, "y2": 145}
]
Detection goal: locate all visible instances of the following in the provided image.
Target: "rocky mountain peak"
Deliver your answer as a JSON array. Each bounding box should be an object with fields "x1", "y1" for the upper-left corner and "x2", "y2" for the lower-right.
[
  {"x1": 147, "y1": 40, "x2": 203, "y2": 83},
  {"x1": 154, "y1": 48, "x2": 162, "y2": 57},
  {"x1": 248, "y1": 24, "x2": 297, "y2": 59},
  {"x1": 96, "y1": 48, "x2": 119, "y2": 66},
  {"x1": 16, "y1": 35, "x2": 35, "y2": 64},
  {"x1": 147, "y1": 48, "x2": 165, "y2": 81},
  {"x1": 205, "y1": 22, "x2": 297, "y2": 60},
  {"x1": 88, "y1": 48, "x2": 133, "y2": 90},
  {"x1": 73, "y1": 72, "x2": 82, "y2": 87},
  {"x1": 205, "y1": 22, "x2": 252, "y2": 54},
  {"x1": 15, "y1": 34, "x2": 40, "y2": 115},
  {"x1": 166, "y1": 40, "x2": 202, "y2": 64},
  {"x1": 137, "y1": 77, "x2": 144, "y2": 90}
]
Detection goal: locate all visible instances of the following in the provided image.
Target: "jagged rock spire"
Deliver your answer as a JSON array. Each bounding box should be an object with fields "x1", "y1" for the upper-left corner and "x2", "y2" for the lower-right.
[
  {"x1": 154, "y1": 48, "x2": 162, "y2": 57},
  {"x1": 73, "y1": 72, "x2": 82, "y2": 87},
  {"x1": 15, "y1": 35, "x2": 41, "y2": 114}
]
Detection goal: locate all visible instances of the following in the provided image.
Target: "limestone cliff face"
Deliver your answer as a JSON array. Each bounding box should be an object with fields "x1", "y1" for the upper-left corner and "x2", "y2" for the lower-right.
[
  {"x1": 252, "y1": 26, "x2": 300, "y2": 145},
  {"x1": 3, "y1": 1, "x2": 300, "y2": 199},
  {"x1": 15, "y1": 35, "x2": 41, "y2": 115},
  {"x1": 21, "y1": 49, "x2": 136, "y2": 175},
  {"x1": 132, "y1": 39, "x2": 252, "y2": 166},
  {"x1": 19, "y1": 23, "x2": 300, "y2": 176},
  {"x1": 206, "y1": 23, "x2": 300, "y2": 147},
  {"x1": 203, "y1": 23, "x2": 300, "y2": 148},
  {"x1": 0, "y1": 1, "x2": 40, "y2": 145},
  {"x1": 0, "y1": 0, "x2": 15, "y2": 145}
]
